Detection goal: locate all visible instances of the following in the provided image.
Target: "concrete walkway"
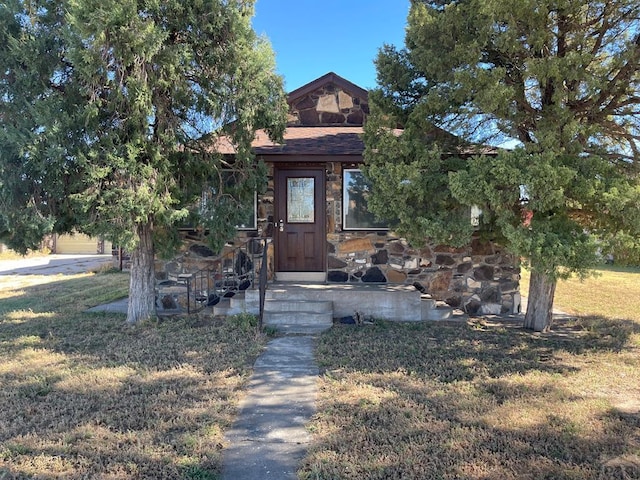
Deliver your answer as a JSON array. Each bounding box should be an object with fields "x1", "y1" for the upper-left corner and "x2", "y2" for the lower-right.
[
  {"x1": 221, "y1": 335, "x2": 319, "y2": 480},
  {"x1": 0, "y1": 254, "x2": 113, "y2": 276}
]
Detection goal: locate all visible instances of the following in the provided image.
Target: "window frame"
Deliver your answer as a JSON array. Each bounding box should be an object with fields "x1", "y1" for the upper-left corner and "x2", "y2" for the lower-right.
[{"x1": 342, "y1": 168, "x2": 389, "y2": 231}]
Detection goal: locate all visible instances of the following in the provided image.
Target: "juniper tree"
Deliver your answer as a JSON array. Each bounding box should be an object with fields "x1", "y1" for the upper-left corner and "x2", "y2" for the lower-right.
[
  {"x1": 0, "y1": 0, "x2": 287, "y2": 323},
  {"x1": 364, "y1": 0, "x2": 640, "y2": 331}
]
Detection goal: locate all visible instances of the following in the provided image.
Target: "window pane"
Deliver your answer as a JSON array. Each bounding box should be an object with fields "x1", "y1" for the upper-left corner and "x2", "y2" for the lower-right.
[
  {"x1": 343, "y1": 169, "x2": 388, "y2": 230},
  {"x1": 287, "y1": 177, "x2": 315, "y2": 223}
]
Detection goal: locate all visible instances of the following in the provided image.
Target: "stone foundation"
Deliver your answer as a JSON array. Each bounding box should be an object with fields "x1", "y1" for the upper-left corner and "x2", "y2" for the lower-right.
[{"x1": 325, "y1": 232, "x2": 520, "y2": 314}]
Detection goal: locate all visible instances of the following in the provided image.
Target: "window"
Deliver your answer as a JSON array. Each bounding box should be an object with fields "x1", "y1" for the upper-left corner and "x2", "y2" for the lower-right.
[
  {"x1": 342, "y1": 169, "x2": 389, "y2": 230},
  {"x1": 198, "y1": 171, "x2": 257, "y2": 231}
]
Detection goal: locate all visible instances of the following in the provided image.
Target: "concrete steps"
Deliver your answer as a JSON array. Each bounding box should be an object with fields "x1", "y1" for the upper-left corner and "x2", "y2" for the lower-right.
[
  {"x1": 421, "y1": 296, "x2": 454, "y2": 321},
  {"x1": 212, "y1": 292, "x2": 249, "y2": 316},
  {"x1": 211, "y1": 286, "x2": 458, "y2": 329},
  {"x1": 263, "y1": 299, "x2": 333, "y2": 334}
]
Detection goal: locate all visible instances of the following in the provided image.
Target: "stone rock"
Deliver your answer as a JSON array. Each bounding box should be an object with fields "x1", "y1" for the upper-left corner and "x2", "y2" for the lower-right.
[
  {"x1": 338, "y1": 237, "x2": 375, "y2": 254},
  {"x1": 413, "y1": 282, "x2": 426, "y2": 293},
  {"x1": 352, "y1": 271, "x2": 364, "y2": 278},
  {"x1": 388, "y1": 241, "x2": 405, "y2": 254},
  {"x1": 428, "y1": 269, "x2": 453, "y2": 292},
  {"x1": 362, "y1": 267, "x2": 386, "y2": 283},
  {"x1": 474, "y1": 265, "x2": 495, "y2": 281},
  {"x1": 346, "y1": 109, "x2": 364, "y2": 124},
  {"x1": 485, "y1": 254, "x2": 502, "y2": 265},
  {"x1": 420, "y1": 246, "x2": 433, "y2": 258},
  {"x1": 328, "y1": 270, "x2": 349, "y2": 282},
  {"x1": 387, "y1": 269, "x2": 407, "y2": 283},
  {"x1": 328, "y1": 256, "x2": 347, "y2": 268},
  {"x1": 298, "y1": 109, "x2": 319, "y2": 125},
  {"x1": 467, "y1": 278, "x2": 482, "y2": 289},
  {"x1": 327, "y1": 241, "x2": 336, "y2": 254},
  {"x1": 457, "y1": 262, "x2": 473, "y2": 274},
  {"x1": 435, "y1": 254, "x2": 456, "y2": 266},
  {"x1": 434, "y1": 245, "x2": 466, "y2": 254},
  {"x1": 470, "y1": 238, "x2": 494, "y2": 255},
  {"x1": 159, "y1": 295, "x2": 178, "y2": 310},
  {"x1": 338, "y1": 91, "x2": 354, "y2": 109},
  {"x1": 480, "y1": 286, "x2": 500, "y2": 303},
  {"x1": 445, "y1": 296, "x2": 462, "y2": 308},
  {"x1": 404, "y1": 258, "x2": 419, "y2": 269},
  {"x1": 464, "y1": 294, "x2": 482, "y2": 314},
  {"x1": 451, "y1": 277, "x2": 466, "y2": 292},
  {"x1": 189, "y1": 244, "x2": 215, "y2": 257},
  {"x1": 317, "y1": 94, "x2": 340, "y2": 113},
  {"x1": 389, "y1": 261, "x2": 404, "y2": 270},
  {"x1": 321, "y1": 112, "x2": 345, "y2": 124},
  {"x1": 499, "y1": 279, "x2": 519, "y2": 292},
  {"x1": 478, "y1": 303, "x2": 502, "y2": 315},
  {"x1": 371, "y1": 249, "x2": 388, "y2": 265},
  {"x1": 294, "y1": 96, "x2": 315, "y2": 110}
]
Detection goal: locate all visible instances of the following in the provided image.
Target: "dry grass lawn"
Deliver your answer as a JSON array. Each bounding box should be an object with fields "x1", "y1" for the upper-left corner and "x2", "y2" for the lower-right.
[
  {"x1": 301, "y1": 267, "x2": 640, "y2": 479},
  {"x1": 2, "y1": 265, "x2": 638, "y2": 479},
  {"x1": 0, "y1": 272, "x2": 267, "y2": 479}
]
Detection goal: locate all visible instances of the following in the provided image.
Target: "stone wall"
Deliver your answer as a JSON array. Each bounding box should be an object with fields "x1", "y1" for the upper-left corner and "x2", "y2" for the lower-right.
[
  {"x1": 156, "y1": 161, "x2": 521, "y2": 315},
  {"x1": 287, "y1": 83, "x2": 369, "y2": 126},
  {"x1": 324, "y1": 232, "x2": 520, "y2": 315}
]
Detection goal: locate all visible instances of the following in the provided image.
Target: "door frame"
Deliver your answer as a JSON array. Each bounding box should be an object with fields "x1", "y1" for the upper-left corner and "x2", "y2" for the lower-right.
[{"x1": 273, "y1": 163, "x2": 327, "y2": 281}]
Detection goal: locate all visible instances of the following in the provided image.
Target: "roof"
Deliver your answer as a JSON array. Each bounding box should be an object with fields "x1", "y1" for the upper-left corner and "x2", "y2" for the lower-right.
[
  {"x1": 287, "y1": 72, "x2": 369, "y2": 107},
  {"x1": 213, "y1": 72, "x2": 497, "y2": 158},
  {"x1": 216, "y1": 126, "x2": 367, "y2": 156}
]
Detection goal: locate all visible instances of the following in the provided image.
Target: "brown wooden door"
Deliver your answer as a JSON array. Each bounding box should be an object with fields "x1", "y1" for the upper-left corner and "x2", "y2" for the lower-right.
[{"x1": 274, "y1": 166, "x2": 326, "y2": 272}]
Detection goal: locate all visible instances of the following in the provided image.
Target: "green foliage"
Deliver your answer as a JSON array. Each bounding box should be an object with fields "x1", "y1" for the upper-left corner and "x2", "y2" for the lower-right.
[
  {"x1": 227, "y1": 312, "x2": 258, "y2": 331},
  {"x1": 0, "y1": 0, "x2": 287, "y2": 255},
  {"x1": 603, "y1": 231, "x2": 640, "y2": 267},
  {"x1": 365, "y1": 0, "x2": 640, "y2": 284}
]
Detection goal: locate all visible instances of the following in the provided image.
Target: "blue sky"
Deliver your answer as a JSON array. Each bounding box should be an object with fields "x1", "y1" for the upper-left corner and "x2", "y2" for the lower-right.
[{"x1": 252, "y1": 0, "x2": 410, "y2": 93}]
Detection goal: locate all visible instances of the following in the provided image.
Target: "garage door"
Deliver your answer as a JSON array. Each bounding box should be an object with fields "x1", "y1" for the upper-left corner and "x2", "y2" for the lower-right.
[{"x1": 55, "y1": 234, "x2": 104, "y2": 254}]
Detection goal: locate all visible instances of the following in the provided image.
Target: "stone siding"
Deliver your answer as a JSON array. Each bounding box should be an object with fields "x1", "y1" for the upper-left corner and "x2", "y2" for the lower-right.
[
  {"x1": 287, "y1": 83, "x2": 369, "y2": 126},
  {"x1": 157, "y1": 162, "x2": 520, "y2": 315}
]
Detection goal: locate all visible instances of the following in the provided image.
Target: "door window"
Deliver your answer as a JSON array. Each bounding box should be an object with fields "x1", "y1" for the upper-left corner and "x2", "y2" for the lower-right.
[{"x1": 287, "y1": 177, "x2": 315, "y2": 223}]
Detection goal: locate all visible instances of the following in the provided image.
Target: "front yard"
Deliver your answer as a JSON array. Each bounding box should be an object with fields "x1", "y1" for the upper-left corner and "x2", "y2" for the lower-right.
[
  {"x1": 1, "y1": 266, "x2": 639, "y2": 479},
  {"x1": 0, "y1": 272, "x2": 267, "y2": 479}
]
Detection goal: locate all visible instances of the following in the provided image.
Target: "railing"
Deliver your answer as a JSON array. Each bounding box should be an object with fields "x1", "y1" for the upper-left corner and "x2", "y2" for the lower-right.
[
  {"x1": 155, "y1": 237, "x2": 270, "y2": 317},
  {"x1": 258, "y1": 238, "x2": 270, "y2": 329}
]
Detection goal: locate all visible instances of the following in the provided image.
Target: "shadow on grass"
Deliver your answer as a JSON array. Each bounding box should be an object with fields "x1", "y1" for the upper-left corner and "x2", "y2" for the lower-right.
[
  {"x1": 302, "y1": 319, "x2": 640, "y2": 480},
  {"x1": 0, "y1": 273, "x2": 266, "y2": 479}
]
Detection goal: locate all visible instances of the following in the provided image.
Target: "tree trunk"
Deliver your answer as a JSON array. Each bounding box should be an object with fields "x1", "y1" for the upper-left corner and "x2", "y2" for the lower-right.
[
  {"x1": 127, "y1": 221, "x2": 156, "y2": 324},
  {"x1": 523, "y1": 269, "x2": 557, "y2": 332}
]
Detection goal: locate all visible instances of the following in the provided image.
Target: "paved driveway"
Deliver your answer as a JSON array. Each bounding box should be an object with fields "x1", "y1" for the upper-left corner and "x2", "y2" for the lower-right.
[{"x1": 0, "y1": 254, "x2": 115, "y2": 275}]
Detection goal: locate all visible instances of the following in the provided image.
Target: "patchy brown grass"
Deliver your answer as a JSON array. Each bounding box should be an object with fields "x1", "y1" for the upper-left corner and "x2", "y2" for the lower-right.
[
  {"x1": 302, "y1": 270, "x2": 640, "y2": 480},
  {"x1": 0, "y1": 272, "x2": 267, "y2": 479}
]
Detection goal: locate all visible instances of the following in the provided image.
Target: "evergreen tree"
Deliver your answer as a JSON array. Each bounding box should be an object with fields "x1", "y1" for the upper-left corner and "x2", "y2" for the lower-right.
[
  {"x1": 0, "y1": 0, "x2": 287, "y2": 323},
  {"x1": 364, "y1": 0, "x2": 640, "y2": 331}
]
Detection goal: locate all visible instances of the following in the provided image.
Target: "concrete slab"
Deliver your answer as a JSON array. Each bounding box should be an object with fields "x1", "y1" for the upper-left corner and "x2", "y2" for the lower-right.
[
  {"x1": 87, "y1": 297, "x2": 129, "y2": 314},
  {"x1": 0, "y1": 254, "x2": 113, "y2": 276},
  {"x1": 221, "y1": 336, "x2": 318, "y2": 480}
]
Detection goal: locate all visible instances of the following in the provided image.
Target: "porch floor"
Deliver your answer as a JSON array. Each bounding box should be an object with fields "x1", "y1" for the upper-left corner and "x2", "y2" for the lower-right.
[{"x1": 246, "y1": 281, "x2": 431, "y2": 322}]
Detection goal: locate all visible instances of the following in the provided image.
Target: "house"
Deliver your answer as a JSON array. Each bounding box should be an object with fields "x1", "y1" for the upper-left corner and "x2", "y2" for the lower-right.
[{"x1": 157, "y1": 72, "x2": 521, "y2": 321}]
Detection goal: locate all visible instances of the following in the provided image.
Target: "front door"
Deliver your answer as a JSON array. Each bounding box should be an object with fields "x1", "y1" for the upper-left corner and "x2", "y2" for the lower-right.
[{"x1": 274, "y1": 166, "x2": 326, "y2": 277}]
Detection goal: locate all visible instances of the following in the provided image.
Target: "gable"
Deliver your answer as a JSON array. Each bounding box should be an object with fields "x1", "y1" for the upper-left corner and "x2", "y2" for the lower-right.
[{"x1": 286, "y1": 72, "x2": 369, "y2": 127}]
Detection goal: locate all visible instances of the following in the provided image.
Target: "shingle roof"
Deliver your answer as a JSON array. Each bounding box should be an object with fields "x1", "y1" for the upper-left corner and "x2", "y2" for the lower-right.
[{"x1": 216, "y1": 126, "x2": 370, "y2": 156}]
